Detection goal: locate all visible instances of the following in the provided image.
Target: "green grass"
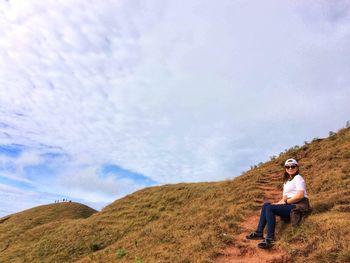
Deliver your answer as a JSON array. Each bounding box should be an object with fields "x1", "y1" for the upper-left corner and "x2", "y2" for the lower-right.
[
  {"x1": 115, "y1": 248, "x2": 127, "y2": 259},
  {"x1": 1, "y1": 127, "x2": 349, "y2": 262}
]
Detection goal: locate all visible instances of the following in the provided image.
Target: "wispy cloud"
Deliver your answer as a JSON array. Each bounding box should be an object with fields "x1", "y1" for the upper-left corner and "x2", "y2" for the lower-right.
[
  {"x1": 1, "y1": 0, "x2": 350, "y2": 216},
  {"x1": 0, "y1": 183, "x2": 39, "y2": 214}
]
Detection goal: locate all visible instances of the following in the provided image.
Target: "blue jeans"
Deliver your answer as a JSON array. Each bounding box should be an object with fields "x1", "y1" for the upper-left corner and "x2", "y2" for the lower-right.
[{"x1": 256, "y1": 202, "x2": 296, "y2": 239}]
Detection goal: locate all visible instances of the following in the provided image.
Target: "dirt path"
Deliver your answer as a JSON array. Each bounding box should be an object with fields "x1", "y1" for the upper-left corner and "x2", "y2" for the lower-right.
[{"x1": 215, "y1": 177, "x2": 291, "y2": 263}]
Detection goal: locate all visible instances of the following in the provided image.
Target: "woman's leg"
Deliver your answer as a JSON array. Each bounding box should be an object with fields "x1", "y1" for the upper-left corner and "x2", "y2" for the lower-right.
[
  {"x1": 256, "y1": 203, "x2": 271, "y2": 233},
  {"x1": 265, "y1": 204, "x2": 296, "y2": 239}
]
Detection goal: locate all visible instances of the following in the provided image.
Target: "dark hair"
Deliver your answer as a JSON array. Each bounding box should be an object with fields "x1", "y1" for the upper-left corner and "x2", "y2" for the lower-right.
[{"x1": 283, "y1": 166, "x2": 299, "y2": 183}]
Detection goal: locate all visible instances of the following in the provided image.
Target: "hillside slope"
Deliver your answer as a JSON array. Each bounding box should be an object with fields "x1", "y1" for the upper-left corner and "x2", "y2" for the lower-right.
[{"x1": 0, "y1": 127, "x2": 349, "y2": 263}]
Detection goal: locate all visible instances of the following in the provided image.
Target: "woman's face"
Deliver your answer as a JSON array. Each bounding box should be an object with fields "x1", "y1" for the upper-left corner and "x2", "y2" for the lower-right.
[{"x1": 285, "y1": 164, "x2": 298, "y2": 175}]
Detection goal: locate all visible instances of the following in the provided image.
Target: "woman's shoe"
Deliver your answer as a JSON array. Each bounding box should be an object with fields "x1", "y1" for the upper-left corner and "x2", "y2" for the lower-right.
[
  {"x1": 246, "y1": 231, "x2": 264, "y2": 240},
  {"x1": 257, "y1": 238, "x2": 274, "y2": 249}
]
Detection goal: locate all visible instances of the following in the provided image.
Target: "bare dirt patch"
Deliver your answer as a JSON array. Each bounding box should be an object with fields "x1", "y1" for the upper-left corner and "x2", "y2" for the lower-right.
[{"x1": 215, "y1": 181, "x2": 291, "y2": 263}]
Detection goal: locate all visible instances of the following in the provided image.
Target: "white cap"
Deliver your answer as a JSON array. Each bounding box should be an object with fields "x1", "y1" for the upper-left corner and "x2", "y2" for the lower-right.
[{"x1": 284, "y1": 158, "x2": 298, "y2": 166}]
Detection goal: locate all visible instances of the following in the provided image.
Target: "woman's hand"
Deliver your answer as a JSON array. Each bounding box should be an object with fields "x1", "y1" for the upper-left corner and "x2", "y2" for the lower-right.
[
  {"x1": 272, "y1": 199, "x2": 286, "y2": 205},
  {"x1": 273, "y1": 191, "x2": 304, "y2": 205},
  {"x1": 272, "y1": 195, "x2": 288, "y2": 205}
]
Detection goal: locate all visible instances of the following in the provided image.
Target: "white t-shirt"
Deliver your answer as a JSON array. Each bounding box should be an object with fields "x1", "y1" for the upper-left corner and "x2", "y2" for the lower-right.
[{"x1": 283, "y1": 174, "x2": 308, "y2": 198}]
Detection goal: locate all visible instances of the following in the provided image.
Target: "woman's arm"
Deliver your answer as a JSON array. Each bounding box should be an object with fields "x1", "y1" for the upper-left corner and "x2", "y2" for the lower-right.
[
  {"x1": 285, "y1": 190, "x2": 305, "y2": 204},
  {"x1": 273, "y1": 195, "x2": 288, "y2": 205}
]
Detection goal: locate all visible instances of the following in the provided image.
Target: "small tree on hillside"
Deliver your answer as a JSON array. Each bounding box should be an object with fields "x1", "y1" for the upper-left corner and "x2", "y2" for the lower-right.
[
  {"x1": 346, "y1": 120, "x2": 350, "y2": 128},
  {"x1": 329, "y1": 131, "x2": 336, "y2": 137}
]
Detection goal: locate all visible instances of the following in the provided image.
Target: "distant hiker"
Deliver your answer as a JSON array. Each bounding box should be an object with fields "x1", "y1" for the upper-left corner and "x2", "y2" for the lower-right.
[{"x1": 246, "y1": 159, "x2": 312, "y2": 249}]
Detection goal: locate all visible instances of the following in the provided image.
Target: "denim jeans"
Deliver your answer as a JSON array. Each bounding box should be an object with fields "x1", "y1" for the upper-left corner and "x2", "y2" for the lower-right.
[{"x1": 256, "y1": 202, "x2": 296, "y2": 239}]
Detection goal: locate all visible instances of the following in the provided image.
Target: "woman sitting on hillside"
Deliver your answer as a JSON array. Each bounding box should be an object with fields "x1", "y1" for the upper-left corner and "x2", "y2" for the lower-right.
[{"x1": 246, "y1": 158, "x2": 311, "y2": 249}]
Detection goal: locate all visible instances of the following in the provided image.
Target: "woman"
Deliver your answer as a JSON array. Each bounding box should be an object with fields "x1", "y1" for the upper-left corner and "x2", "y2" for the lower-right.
[{"x1": 246, "y1": 158, "x2": 309, "y2": 249}]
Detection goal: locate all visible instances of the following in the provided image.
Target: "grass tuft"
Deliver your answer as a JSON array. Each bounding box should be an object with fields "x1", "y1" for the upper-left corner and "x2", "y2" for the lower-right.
[{"x1": 115, "y1": 248, "x2": 127, "y2": 259}]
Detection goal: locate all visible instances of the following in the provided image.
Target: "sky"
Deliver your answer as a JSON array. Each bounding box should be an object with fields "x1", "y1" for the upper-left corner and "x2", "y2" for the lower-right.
[{"x1": 0, "y1": 0, "x2": 350, "y2": 217}]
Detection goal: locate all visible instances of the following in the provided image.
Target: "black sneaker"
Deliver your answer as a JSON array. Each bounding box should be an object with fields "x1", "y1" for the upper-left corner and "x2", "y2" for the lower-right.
[
  {"x1": 246, "y1": 231, "x2": 264, "y2": 240},
  {"x1": 257, "y1": 238, "x2": 274, "y2": 249}
]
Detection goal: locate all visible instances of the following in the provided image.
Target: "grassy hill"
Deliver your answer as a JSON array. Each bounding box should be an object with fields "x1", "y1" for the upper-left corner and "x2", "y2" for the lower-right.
[
  {"x1": 0, "y1": 202, "x2": 97, "y2": 261},
  {"x1": 0, "y1": 127, "x2": 349, "y2": 262}
]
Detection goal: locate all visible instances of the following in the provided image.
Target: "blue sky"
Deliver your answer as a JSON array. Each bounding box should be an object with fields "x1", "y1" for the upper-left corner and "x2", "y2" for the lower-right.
[{"x1": 1, "y1": 0, "x2": 350, "y2": 217}]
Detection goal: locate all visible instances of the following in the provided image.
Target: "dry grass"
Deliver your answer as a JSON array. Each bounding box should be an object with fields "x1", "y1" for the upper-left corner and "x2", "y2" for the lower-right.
[
  {"x1": 0, "y1": 179, "x2": 264, "y2": 262},
  {"x1": 0, "y1": 127, "x2": 349, "y2": 262},
  {"x1": 0, "y1": 202, "x2": 97, "y2": 261}
]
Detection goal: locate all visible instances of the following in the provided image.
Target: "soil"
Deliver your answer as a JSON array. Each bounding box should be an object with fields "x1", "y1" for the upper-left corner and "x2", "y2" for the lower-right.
[{"x1": 215, "y1": 175, "x2": 292, "y2": 263}]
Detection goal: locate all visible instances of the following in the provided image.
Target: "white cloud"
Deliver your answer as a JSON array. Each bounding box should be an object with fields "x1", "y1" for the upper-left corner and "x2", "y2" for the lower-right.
[
  {"x1": 59, "y1": 166, "x2": 125, "y2": 196},
  {"x1": 0, "y1": 170, "x2": 32, "y2": 184},
  {"x1": 0, "y1": 183, "x2": 40, "y2": 217},
  {"x1": 1, "y1": 0, "x2": 350, "y2": 215}
]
